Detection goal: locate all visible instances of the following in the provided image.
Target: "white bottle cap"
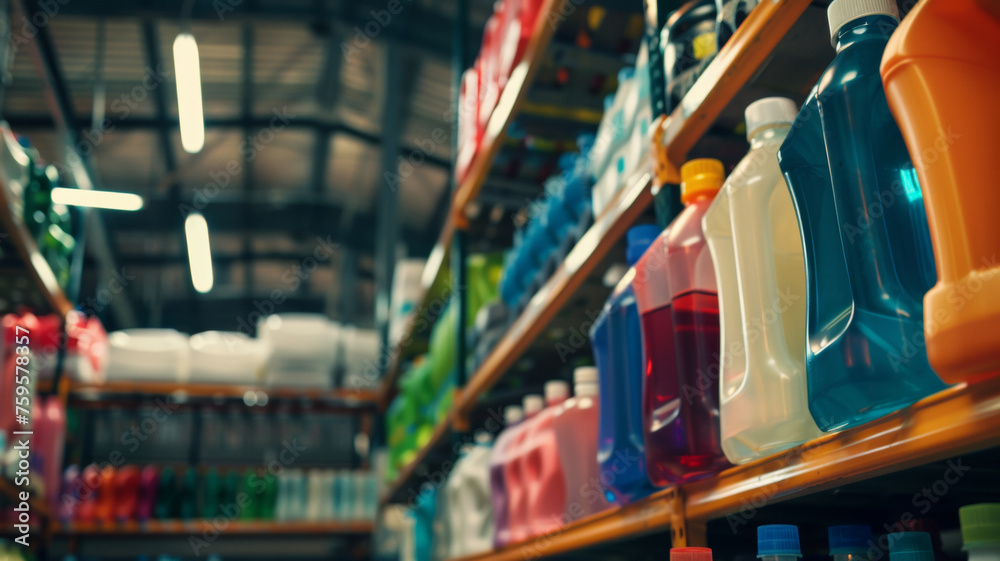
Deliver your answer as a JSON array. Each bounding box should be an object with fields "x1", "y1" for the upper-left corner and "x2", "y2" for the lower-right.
[
  {"x1": 474, "y1": 430, "x2": 493, "y2": 444},
  {"x1": 744, "y1": 97, "x2": 798, "y2": 141},
  {"x1": 504, "y1": 405, "x2": 524, "y2": 424},
  {"x1": 544, "y1": 381, "x2": 570, "y2": 404},
  {"x1": 573, "y1": 366, "x2": 599, "y2": 385},
  {"x1": 522, "y1": 395, "x2": 544, "y2": 416},
  {"x1": 827, "y1": 0, "x2": 899, "y2": 46},
  {"x1": 575, "y1": 382, "x2": 599, "y2": 397}
]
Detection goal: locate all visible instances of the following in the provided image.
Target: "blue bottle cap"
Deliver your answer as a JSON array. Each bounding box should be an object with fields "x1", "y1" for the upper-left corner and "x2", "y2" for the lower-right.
[
  {"x1": 888, "y1": 532, "x2": 934, "y2": 561},
  {"x1": 626, "y1": 224, "x2": 661, "y2": 266},
  {"x1": 757, "y1": 525, "x2": 802, "y2": 557},
  {"x1": 829, "y1": 525, "x2": 871, "y2": 555}
]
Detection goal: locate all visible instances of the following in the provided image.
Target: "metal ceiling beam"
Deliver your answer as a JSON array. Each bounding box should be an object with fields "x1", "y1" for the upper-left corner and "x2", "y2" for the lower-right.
[
  {"x1": 375, "y1": 40, "x2": 404, "y2": 353},
  {"x1": 17, "y1": 0, "x2": 139, "y2": 328},
  {"x1": 5, "y1": 115, "x2": 450, "y2": 169},
  {"x1": 100, "y1": 197, "x2": 433, "y2": 252},
  {"x1": 52, "y1": 0, "x2": 483, "y2": 61},
  {"x1": 141, "y1": 21, "x2": 179, "y2": 191},
  {"x1": 240, "y1": 23, "x2": 255, "y2": 296}
]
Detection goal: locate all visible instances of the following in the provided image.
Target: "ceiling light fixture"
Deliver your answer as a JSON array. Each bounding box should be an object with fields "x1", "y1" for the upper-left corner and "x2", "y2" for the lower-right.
[
  {"x1": 50, "y1": 188, "x2": 144, "y2": 211},
  {"x1": 184, "y1": 212, "x2": 214, "y2": 293},
  {"x1": 173, "y1": 31, "x2": 205, "y2": 153}
]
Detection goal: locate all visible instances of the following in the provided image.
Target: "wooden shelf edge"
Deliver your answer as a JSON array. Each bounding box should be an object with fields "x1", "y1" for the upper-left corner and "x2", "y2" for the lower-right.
[
  {"x1": 451, "y1": 0, "x2": 567, "y2": 226},
  {"x1": 66, "y1": 380, "x2": 377, "y2": 404},
  {"x1": 380, "y1": 412, "x2": 454, "y2": 507},
  {"x1": 683, "y1": 376, "x2": 1000, "y2": 523},
  {"x1": 53, "y1": 519, "x2": 375, "y2": 536},
  {"x1": 447, "y1": 487, "x2": 679, "y2": 561},
  {"x1": 456, "y1": 164, "x2": 654, "y2": 420},
  {"x1": 0, "y1": 160, "x2": 74, "y2": 318}
]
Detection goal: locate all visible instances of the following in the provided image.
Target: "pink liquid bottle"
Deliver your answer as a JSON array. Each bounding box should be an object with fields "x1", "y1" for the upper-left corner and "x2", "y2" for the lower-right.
[
  {"x1": 633, "y1": 158, "x2": 731, "y2": 485},
  {"x1": 33, "y1": 394, "x2": 66, "y2": 511},
  {"x1": 522, "y1": 381, "x2": 570, "y2": 538},
  {"x1": 552, "y1": 367, "x2": 610, "y2": 524},
  {"x1": 490, "y1": 405, "x2": 524, "y2": 549},
  {"x1": 58, "y1": 465, "x2": 81, "y2": 523},
  {"x1": 75, "y1": 464, "x2": 101, "y2": 524},
  {"x1": 137, "y1": 465, "x2": 159, "y2": 521},
  {"x1": 503, "y1": 393, "x2": 544, "y2": 544},
  {"x1": 114, "y1": 466, "x2": 141, "y2": 522}
]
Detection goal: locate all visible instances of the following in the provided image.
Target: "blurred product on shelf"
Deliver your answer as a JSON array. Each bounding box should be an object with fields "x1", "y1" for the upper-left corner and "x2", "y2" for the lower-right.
[
  {"x1": 704, "y1": 97, "x2": 822, "y2": 466},
  {"x1": 56, "y1": 464, "x2": 376, "y2": 524},
  {"x1": 34, "y1": 394, "x2": 66, "y2": 511},
  {"x1": 341, "y1": 325, "x2": 381, "y2": 390},
  {"x1": 188, "y1": 331, "x2": 270, "y2": 386},
  {"x1": 257, "y1": 314, "x2": 338, "y2": 390},
  {"x1": 881, "y1": 0, "x2": 1000, "y2": 384},
  {"x1": 389, "y1": 259, "x2": 427, "y2": 348},
  {"x1": 634, "y1": 158, "x2": 729, "y2": 485},
  {"x1": 960, "y1": 503, "x2": 1000, "y2": 558},
  {"x1": 0, "y1": 123, "x2": 77, "y2": 291},
  {"x1": 454, "y1": 0, "x2": 544, "y2": 184},
  {"x1": 590, "y1": 225, "x2": 660, "y2": 505},
  {"x1": 670, "y1": 547, "x2": 712, "y2": 561},
  {"x1": 715, "y1": 0, "x2": 760, "y2": 48},
  {"x1": 444, "y1": 432, "x2": 494, "y2": 558},
  {"x1": 662, "y1": 0, "x2": 717, "y2": 112},
  {"x1": 516, "y1": 382, "x2": 569, "y2": 539},
  {"x1": 501, "y1": 393, "x2": 543, "y2": 545},
  {"x1": 888, "y1": 532, "x2": 934, "y2": 561},
  {"x1": 410, "y1": 484, "x2": 437, "y2": 561},
  {"x1": 105, "y1": 329, "x2": 191, "y2": 383},
  {"x1": 828, "y1": 525, "x2": 870, "y2": 559},
  {"x1": 758, "y1": 524, "x2": 801, "y2": 561},
  {"x1": 778, "y1": 0, "x2": 945, "y2": 433},
  {"x1": 489, "y1": 405, "x2": 522, "y2": 549},
  {"x1": 551, "y1": 367, "x2": 610, "y2": 522}
]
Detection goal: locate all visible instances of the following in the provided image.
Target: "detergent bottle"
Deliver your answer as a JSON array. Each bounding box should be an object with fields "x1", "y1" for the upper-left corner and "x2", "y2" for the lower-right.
[
  {"x1": 445, "y1": 432, "x2": 494, "y2": 557},
  {"x1": 490, "y1": 405, "x2": 523, "y2": 549},
  {"x1": 634, "y1": 159, "x2": 729, "y2": 485},
  {"x1": 502, "y1": 394, "x2": 543, "y2": 545},
  {"x1": 880, "y1": 0, "x2": 1000, "y2": 383},
  {"x1": 521, "y1": 381, "x2": 570, "y2": 539},
  {"x1": 591, "y1": 224, "x2": 661, "y2": 504},
  {"x1": 828, "y1": 525, "x2": 871, "y2": 561},
  {"x1": 960, "y1": 503, "x2": 1000, "y2": 561},
  {"x1": 778, "y1": 0, "x2": 945, "y2": 432},
  {"x1": 759, "y1": 525, "x2": 802, "y2": 561},
  {"x1": 888, "y1": 533, "x2": 934, "y2": 561},
  {"x1": 552, "y1": 367, "x2": 610, "y2": 522},
  {"x1": 704, "y1": 97, "x2": 822, "y2": 465}
]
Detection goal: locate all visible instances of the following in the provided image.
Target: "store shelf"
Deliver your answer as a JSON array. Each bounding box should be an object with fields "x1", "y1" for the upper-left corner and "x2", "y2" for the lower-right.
[
  {"x1": 377, "y1": 215, "x2": 455, "y2": 411},
  {"x1": 449, "y1": 488, "x2": 681, "y2": 561},
  {"x1": 54, "y1": 519, "x2": 374, "y2": 536},
  {"x1": 0, "y1": 476, "x2": 51, "y2": 520},
  {"x1": 380, "y1": 412, "x2": 453, "y2": 506},
  {"x1": 64, "y1": 380, "x2": 378, "y2": 405},
  {"x1": 450, "y1": 0, "x2": 566, "y2": 228},
  {"x1": 0, "y1": 164, "x2": 73, "y2": 318},
  {"x1": 683, "y1": 376, "x2": 1000, "y2": 524},
  {"x1": 442, "y1": 377, "x2": 1000, "y2": 558}
]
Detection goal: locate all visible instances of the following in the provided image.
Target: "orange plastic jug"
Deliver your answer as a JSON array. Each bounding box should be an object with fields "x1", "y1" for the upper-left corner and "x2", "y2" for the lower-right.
[{"x1": 880, "y1": 0, "x2": 1000, "y2": 383}]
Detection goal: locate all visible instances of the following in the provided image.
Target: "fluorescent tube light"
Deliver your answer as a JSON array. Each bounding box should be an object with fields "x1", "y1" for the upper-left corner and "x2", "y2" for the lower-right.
[
  {"x1": 51, "y1": 188, "x2": 143, "y2": 211},
  {"x1": 173, "y1": 32, "x2": 205, "y2": 153},
  {"x1": 184, "y1": 212, "x2": 214, "y2": 293}
]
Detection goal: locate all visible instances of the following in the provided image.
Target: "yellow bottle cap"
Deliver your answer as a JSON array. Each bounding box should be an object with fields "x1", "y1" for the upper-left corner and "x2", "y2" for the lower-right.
[{"x1": 680, "y1": 158, "x2": 725, "y2": 204}]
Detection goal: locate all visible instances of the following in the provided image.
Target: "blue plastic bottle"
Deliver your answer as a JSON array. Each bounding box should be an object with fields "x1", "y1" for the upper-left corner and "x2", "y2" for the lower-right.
[
  {"x1": 758, "y1": 525, "x2": 802, "y2": 561},
  {"x1": 777, "y1": 0, "x2": 945, "y2": 433},
  {"x1": 590, "y1": 224, "x2": 662, "y2": 504}
]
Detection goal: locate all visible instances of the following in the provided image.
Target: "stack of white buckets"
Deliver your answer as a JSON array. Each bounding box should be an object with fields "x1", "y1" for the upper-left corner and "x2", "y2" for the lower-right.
[{"x1": 103, "y1": 315, "x2": 379, "y2": 390}]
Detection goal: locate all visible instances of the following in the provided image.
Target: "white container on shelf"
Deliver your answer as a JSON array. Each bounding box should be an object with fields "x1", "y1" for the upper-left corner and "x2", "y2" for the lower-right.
[
  {"x1": 105, "y1": 328, "x2": 190, "y2": 382},
  {"x1": 390, "y1": 258, "x2": 427, "y2": 347},
  {"x1": 340, "y1": 326, "x2": 380, "y2": 390},
  {"x1": 188, "y1": 331, "x2": 270, "y2": 385},
  {"x1": 257, "y1": 314, "x2": 338, "y2": 390}
]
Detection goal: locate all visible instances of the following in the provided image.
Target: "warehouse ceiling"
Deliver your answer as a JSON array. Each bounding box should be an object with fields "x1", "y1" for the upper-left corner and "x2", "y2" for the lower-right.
[{"x1": 2, "y1": 0, "x2": 496, "y2": 333}]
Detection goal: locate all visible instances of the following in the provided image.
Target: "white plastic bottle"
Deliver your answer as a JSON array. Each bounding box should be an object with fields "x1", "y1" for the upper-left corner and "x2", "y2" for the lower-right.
[
  {"x1": 960, "y1": 503, "x2": 1000, "y2": 561},
  {"x1": 445, "y1": 432, "x2": 495, "y2": 557},
  {"x1": 703, "y1": 97, "x2": 822, "y2": 465}
]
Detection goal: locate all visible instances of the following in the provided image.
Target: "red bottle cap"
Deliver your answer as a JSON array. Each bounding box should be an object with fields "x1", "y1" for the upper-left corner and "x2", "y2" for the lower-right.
[{"x1": 671, "y1": 548, "x2": 713, "y2": 561}]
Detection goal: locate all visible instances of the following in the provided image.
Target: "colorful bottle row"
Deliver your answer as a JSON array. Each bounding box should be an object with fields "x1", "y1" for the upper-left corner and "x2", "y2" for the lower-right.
[
  {"x1": 58, "y1": 465, "x2": 375, "y2": 524},
  {"x1": 588, "y1": 0, "x2": 1000, "y2": 501},
  {"x1": 670, "y1": 504, "x2": 999, "y2": 561}
]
